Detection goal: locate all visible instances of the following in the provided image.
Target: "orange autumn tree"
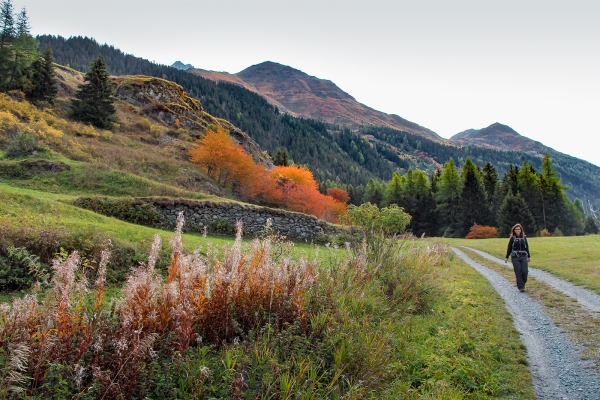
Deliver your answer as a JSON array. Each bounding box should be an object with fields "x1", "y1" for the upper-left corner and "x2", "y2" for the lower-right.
[
  {"x1": 189, "y1": 128, "x2": 346, "y2": 222},
  {"x1": 189, "y1": 126, "x2": 261, "y2": 189},
  {"x1": 270, "y1": 165, "x2": 347, "y2": 222},
  {"x1": 327, "y1": 187, "x2": 350, "y2": 204}
]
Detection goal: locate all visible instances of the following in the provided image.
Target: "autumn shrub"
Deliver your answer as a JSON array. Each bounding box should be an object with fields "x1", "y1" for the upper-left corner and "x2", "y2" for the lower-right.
[
  {"x1": 465, "y1": 223, "x2": 499, "y2": 239},
  {"x1": 0, "y1": 215, "x2": 318, "y2": 397},
  {"x1": 539, "y1": 229, "x2": 552, "y2": 237}
]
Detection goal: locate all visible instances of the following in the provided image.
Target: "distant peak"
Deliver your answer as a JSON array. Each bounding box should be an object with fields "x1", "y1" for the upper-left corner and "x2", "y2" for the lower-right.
[
  {"x1": 486, "y1": 122, "x2": 517, "y2": 132},
  {"x1": 238, "y1": 61, "x2": 304, "y2": 77},
  {"x1": 171, "y1": 61, "x2": 194, "y2": 71}
]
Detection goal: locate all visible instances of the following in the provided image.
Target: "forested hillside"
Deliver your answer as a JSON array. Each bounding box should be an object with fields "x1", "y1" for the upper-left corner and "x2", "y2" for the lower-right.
[
  {"x1": 37, "y1": 35, "x2": 600, "y2": 208},
  {"x1": 38, "y1": 35, "x2": 394, "y2": 186}
]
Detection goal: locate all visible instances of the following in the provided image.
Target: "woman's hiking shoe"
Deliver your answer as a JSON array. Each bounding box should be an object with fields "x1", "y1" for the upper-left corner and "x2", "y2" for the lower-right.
[{"x1": 519, "y1": 289, "x2": 525, "y2": 292}]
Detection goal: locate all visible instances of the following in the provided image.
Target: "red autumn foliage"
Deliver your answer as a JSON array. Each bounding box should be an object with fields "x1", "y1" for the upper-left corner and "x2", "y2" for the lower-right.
[
  {"x1": 327, "y1": 188, "x2": 350, "y2": 204},
  {"x1": 465, "y1": 223, "x2": 499, "y2": 239}
]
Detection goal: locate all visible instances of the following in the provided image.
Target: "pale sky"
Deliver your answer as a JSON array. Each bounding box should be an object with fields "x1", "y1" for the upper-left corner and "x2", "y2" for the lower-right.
[{"x1": 14, "y1": 0, "x2": 600, "y2": 167}]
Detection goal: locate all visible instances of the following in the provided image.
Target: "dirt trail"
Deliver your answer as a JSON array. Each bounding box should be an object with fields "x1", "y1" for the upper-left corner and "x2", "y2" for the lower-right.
[
  {"x1": 451, "y1": 247, "x2": 600, "y2": 400},
  {"x1": 464, "y1": 246, "x2": 600, "y2": 314}
]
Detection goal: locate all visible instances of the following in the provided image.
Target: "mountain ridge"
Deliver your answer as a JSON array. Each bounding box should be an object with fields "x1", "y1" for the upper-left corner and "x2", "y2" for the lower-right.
[
  {"x1": 190, "y1": 61, "x2": 441, "y2": 141},
  {"x1": 450, "y1": 122, "x2": 558, "y2": 156}
]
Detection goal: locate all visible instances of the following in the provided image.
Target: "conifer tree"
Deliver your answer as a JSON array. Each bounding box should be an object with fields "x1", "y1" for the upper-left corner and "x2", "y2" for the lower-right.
[
  {"x1": 436, "y1": 158, "x2": 462, "y2": 237},
  {"x1": 383, "y1": 171, "x2": 404, "y2": 207},
  {"x1": 538, "y1": 154, "x2": 565, "y2": 232},
  {"x1": 458, "y1": 158, "x2": 489, "y2": 236},
  {"x1": 362, "y1": 178, "x2": 384, "y2": 207},
  {"x1": 8, "y1": 7, "x2": 38, "y2": 90},
  {"x1": 482, "y1": 162, "x2": 500, "y2": 225},
  {"x1": 584, "y1": 216, "x2": 599, "y2": 234},
  {"x1": 27, "y1": 46, "x2": 58, "y2": 104},
  {"x1": 70, "y1": 56, "x2": 116, "y2": 128},
  {"x1": 0, "y1": 0, "x2": 16, "y2": 91},
  {"x1": 408, "y1": 169, "x2": 438, "y2": 237},
  {"x1": 517, "y1": 161, "x2": 543, "y2": 231},
  {"x1": 273, "y1": 149, "x2": 290, "y2": 166},
  {"x1": 496, "y1": 191, "x2": 536, "y2": 237}
]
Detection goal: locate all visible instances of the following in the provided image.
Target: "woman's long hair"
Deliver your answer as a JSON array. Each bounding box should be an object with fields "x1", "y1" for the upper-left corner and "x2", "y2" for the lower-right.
[{"x1": 511, "y1": 223, "x2": 525, "y2": 237}]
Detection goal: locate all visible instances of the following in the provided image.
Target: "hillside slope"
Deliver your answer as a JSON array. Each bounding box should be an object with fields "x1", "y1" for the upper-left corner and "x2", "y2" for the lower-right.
[{"x1": 451, "y1": 123, "x2": 550, "y2": 154}]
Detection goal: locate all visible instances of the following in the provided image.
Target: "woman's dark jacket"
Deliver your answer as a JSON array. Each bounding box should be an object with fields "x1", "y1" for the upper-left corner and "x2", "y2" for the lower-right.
[{"x1": 506, "y1": 235, "x2": 531, "y2": 258}]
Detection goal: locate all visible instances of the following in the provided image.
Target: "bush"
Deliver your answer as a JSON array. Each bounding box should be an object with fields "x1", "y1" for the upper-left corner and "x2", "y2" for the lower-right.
[
  {"x1": 553, "y1": 227, "x2": 564, "y2": 237},
  {"x1": 0, "y1": 246, "x2": 48, "y2": 290},
  {"x1": 5, "y1": 132, "x2": 40, "y2": 158},
  {"x1": 539, "y1": 229, "x2": 552, "y2": 237},
  {"x1": 0, "y1": 220, "x2": 143, "y2": 285},
  {"x1": 465, "y1": 224, "x2": 499, "y2": 239},
  {"x1": 73, "y1": 196, "x2": 159, "y2": 226}
]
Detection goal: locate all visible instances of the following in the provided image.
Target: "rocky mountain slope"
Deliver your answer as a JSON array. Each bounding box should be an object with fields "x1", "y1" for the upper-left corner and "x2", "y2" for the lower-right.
[
  {"x1": 190, "y1": 62, "x2": 440, "y2": 141},
  {"x1": 451, "y1": 123, "x2": 551, "y2": 155}
]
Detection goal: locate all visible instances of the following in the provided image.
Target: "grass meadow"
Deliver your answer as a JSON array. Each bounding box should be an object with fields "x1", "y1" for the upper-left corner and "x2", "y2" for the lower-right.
[
  {"x1": 0, "y1": 181, "x2": 534, "y2": 398},
  {"x1": 443, "y1": 235, "x2": 600, "y2": 295}
]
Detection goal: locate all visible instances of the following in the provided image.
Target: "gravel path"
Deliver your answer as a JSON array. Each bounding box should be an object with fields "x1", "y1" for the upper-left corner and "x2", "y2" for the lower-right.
[
  {"x1": 463, "y1": 247, "x2": 600, "y2": 314},
  {"x1": 451, "y1": 247, "x2": 600, "y2": 400}
]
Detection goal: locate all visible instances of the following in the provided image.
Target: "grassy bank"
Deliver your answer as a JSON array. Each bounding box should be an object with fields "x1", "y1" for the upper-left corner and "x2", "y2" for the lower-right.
[{"x1": 443, "y1": 236, "x2": 600, "y2": 295}]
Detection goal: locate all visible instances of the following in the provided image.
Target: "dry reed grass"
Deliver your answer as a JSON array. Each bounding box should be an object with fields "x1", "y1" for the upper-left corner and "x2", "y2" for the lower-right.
[{"x1": 0, "y1": 215, "x2": 317, "y2": 397}]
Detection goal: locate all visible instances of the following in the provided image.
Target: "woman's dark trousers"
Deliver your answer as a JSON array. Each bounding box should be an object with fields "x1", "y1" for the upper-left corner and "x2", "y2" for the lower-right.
[{"x1": 511, "y1": 255, "x2": 529, "y2": 290}]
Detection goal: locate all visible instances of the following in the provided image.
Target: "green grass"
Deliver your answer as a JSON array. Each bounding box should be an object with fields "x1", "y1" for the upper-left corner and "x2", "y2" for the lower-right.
[
  {"x1": 442, "y1": 235, "x2": 600, "y2": 295},
  {"x1": 0, "y1": 155, "x2": 215, "y2": 199},
  {"x1": 0, "y1": 182, "x2": 335, "y2": 262},
  {"x1": 385, "y1": 251, "x2": 534, "y2": 399}
]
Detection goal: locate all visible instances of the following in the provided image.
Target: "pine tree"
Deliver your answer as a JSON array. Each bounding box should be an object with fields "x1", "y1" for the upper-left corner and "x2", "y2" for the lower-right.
[
  {"x1": 436, "y1": 158, "x2": 463, "y2": 237},
  {"x1": 0, "y1": 0, "x2": 16, "y2": 91},
  {"x1": 27, "y1": 46, "x2": 58, "y2": 104},
  {"x1": 8, "y1": 7, "x2": 38, "y2": 90},
  {"x1": 538, "y1": 154, "x2": 565, "y2": 232},
  {"x1": 482, "y1": 162, "x2": 500, "y2": 225},
  {"x1": 383, "y1": 171, "x2": 404, "y2": 207},
  {"x1": 584, "y1": 216, "x2": 599, "y2": 234},
  {"x1": 273, "y1": 149, "x2": 290, "y2": 166},
  {"x1": 408, "y1": 169, "x2": 438, "y2": 237},
  {"x1": 362, "y1": 178, "x2": 384, "y2": 207},
  {"x1": 496, "y1": 191, "x2": 536, "y2": 237},
  {"x1": 70, "y1": 56, "x2": 116, "y2": 128},
  {"x1": 517, "y1": 161, "x2": 543, "y2": 231},
  {"x1": 458, "y1": 158, "x2": 489, "y2": 236}
]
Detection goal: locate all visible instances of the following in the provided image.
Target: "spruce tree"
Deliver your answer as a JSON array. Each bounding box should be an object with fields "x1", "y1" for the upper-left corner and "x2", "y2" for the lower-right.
[
  {"x1": 27, "y1": 46, "x2": 58, "y2": 104},
  {"x1": 436, "y1": 158, "x2": 462, "y2": 237},
  {"x1": 584, "y1": 216, "x2": 599, "y2": 234},
  {"x1": 383, "y1": 171, "x2": 404, "y2": 207},
  {"x1": 70, "y1": 56, "x2": 116, "y2": 128},
  {"x1": 8, "y1": 7, "x2": 38, "y2": 90},
  {"x1": 408, "y1": 169, "x2": 438, "y2": 237},
  {"x1": 0, "y1": 0, "x2": 16, "y2": 91},
  {"x1": 496, "y1": 191, "x2": 536, "y2": 237},
  {"x1": 458, "y1": 158, "x2": 489, "y2": 236},
  {"x1": 362, "y1": 178, "x2": 384, "y2": 207},
  {"x1": 538, "y1": 154, "x2": 565, "y2": 232}
]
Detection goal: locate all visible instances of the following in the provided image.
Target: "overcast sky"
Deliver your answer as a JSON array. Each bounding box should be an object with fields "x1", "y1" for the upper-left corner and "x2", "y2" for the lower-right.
[{"x1": 14, "y1": 0, "x2": 600, "y2": 167}]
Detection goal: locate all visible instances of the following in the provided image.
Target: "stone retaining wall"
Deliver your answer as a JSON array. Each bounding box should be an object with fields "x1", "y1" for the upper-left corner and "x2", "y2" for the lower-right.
[{"x1": 151, "y1": 199, "x2": 330, "y2": 240}]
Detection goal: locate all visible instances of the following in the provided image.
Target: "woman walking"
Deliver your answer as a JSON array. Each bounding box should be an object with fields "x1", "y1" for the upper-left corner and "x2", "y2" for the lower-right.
[{"x1": 504, "y1": 223, "x2": 531, "y2": 292}]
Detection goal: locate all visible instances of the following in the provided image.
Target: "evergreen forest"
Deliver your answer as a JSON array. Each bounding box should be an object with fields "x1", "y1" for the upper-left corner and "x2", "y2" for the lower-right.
[{"x1": 37, "y1": 35, "x2": 600, "y2": 209}]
